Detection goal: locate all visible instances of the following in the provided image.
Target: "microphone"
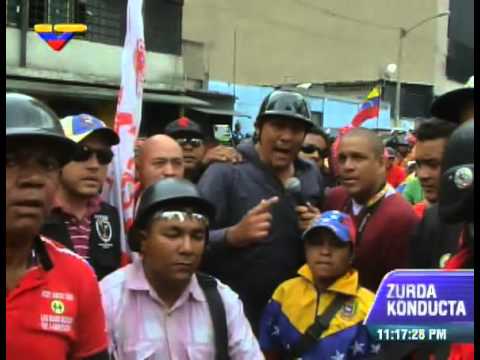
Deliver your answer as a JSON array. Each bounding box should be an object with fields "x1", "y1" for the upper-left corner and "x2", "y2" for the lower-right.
[{"x1": 285, "y1": 177, "x2": 307, "y2": 206}]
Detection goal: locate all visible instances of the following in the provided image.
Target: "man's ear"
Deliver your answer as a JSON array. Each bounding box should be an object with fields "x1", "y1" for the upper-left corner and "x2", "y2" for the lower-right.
[
  {"x1": 254, "y1": 123, "x2": 260, "y2": 138},
  {"x1": 138, "y1": 230, "x2": 148, "y2": 254}
]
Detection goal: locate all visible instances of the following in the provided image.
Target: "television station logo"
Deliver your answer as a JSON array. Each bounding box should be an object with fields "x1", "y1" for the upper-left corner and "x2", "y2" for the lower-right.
[{"x1": 34, "y1": 24, "x2": 87, "y2": 52}]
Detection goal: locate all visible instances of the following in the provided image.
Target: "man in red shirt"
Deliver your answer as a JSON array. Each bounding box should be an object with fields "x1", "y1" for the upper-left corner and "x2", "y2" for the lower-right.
[
  {"x1": 385, "y1": 147, "x2": 407, "y2": 189},
  {"x1": 6, "y1": 93, "x2": 108, "y2": 360},
  {"x1": 322, "y1": 128, "x2": 418, "y2": 291}
]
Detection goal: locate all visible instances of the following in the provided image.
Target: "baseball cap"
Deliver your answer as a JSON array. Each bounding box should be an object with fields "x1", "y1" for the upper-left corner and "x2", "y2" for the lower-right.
[
  {"x1": 430, "y1": 75, "x2": 474, "y2": 123},
  {"x1": 164, "y1": 117, "x2": 205, "y2": 139},
  {"x1": 60, "y1": 114, "x2": 120, "y2": 145},
  {"x1": 302, "y1": 210, "x2": 356, "y2": 245}
]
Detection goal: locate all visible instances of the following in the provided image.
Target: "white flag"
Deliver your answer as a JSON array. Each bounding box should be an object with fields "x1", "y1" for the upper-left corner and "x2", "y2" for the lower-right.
[{"x1": 103, "y1": 0, "x2": 145, "y2": 251}]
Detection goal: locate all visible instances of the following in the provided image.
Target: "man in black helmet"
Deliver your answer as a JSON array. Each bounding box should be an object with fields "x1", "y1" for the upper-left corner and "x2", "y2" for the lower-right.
[
  {"x1": 197, "y1": 90, "x2": 325, "y2": 331},
  {"x1": 100, "y1": 178, "x2": 262, "y2": 359},
  {"x1": 6, "y1": 93, "x2": 109, "y2": 360},
  {"x1": 437, "y1": 120, "x2": 474, "y2": 360}
]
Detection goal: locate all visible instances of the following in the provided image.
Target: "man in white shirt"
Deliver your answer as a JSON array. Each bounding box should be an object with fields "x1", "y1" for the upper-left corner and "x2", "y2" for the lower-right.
[{"x1": 100, "y1": 178, "x2": 263, "y2": 360}]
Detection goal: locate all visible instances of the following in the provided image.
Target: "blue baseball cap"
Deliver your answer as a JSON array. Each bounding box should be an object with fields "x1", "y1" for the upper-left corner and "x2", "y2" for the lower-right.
[
  {"x1": 302, "y1": 210, "x2": 356, "y2": 245},
  {"x1": 60, "y1": 114, "x2": 119, "y2": 145}
]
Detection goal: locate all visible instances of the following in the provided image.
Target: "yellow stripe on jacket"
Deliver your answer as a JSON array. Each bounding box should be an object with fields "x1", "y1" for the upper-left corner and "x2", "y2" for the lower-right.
[{"x1": 271, "y1": 264, "x2": 375, "y2": 339}]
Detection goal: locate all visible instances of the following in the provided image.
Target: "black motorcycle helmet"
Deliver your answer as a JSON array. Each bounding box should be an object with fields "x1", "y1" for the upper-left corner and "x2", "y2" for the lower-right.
[
  {"x1": 6, "y1": 93, "x2": 76, "y2": 165},
  {"x1": 256, "y1": 90, "x2": 314, "y2": 130},
  {"x1": 129, "y1": 178, "x2": 216, "y2": 252},
  {"x1": 438, "y1": 121, "x2": 474, "y2": 223}
]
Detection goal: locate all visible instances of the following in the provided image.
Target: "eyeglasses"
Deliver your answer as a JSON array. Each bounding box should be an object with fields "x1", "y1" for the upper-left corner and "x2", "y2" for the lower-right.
[
  {"x1": 72, "y1": 145, "x2": 114, "y2": 165},
  {"x1": 176, "y1": 138, "x2": 204, "y2": 148},
  {"x1": 151, "y1": 210, "x2": 209, "y2": 227},
  {"x1": 301, "y1": 144, "x2": 329, "y2": 157}
]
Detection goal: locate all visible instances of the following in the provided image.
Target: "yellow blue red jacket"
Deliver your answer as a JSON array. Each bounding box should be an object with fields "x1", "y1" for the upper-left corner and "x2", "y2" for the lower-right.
[{"x1": 259, "y1": 264, "x2": 381, "y2": 359}]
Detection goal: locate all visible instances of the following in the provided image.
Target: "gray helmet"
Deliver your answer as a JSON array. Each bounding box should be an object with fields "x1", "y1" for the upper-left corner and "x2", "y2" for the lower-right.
[
  {"x1": 438, "y1": 121, "x2": 474, "y2": 223},
  {"x1": 6, "y1": 93, "x2": 76, "y2": 162},
  {"x1": 256, "y1": 90, "x2": 313, "y2": 129},
  {"x1": 129, "y1": 178, "x2": 215, "y2": 252}
]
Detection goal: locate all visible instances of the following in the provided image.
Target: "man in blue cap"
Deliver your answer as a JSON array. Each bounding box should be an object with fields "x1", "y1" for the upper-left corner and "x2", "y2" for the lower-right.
[
  {"x1": 41, "y1": 114, "x2": 125, "y2": 280},
  {"x1": 260, "y1": 211, "x2": 381, "y2": 360}
]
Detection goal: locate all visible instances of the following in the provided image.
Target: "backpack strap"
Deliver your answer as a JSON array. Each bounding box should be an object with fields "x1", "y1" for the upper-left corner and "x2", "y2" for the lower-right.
[
  {"x1": 288, "y1": 293, "x2": 350, "y2": 359},
  {"x1": 197, "y1": 273, "x2": 229, "y2": 360}
]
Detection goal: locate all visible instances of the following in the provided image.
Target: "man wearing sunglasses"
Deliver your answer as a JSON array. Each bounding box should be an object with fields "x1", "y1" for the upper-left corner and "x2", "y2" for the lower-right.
[
  {"x1": 41, "y1": 114, "x2": 124, "y2": 280},
  {"x1": 165, "y1": 116, "x2": 242, "y2": 183},
  {"x1": 6, "y1": 94, "x2": 109, "y2": 360},
  {"x1": 298, "y1": 126, "x2": 335, "y2": 188},
  {"x1": 100, "y1": 178, "x2": 262, "y2": 359}
]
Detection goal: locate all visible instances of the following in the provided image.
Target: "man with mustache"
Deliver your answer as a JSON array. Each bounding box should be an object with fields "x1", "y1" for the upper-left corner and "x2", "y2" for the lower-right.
[
  {"x1": 100, "y1": 178, "x2": 262, "y2": 359},
  {"x1": 6, "y1": 94, "x2": 108, "y2": 359},
  {"x1": 323, "y1": 128, "x2": 418, "y2": 292},
  {"x1": 197, "y1": 90, "x2": 325, "y2": 331},
  {"x1": 41, "y1": 114, "x2": 124, "y2": 280}
]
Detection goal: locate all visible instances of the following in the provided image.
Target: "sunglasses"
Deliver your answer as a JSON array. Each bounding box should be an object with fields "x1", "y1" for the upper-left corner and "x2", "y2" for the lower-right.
[
  {"x1": 151, "y1": 210, "x2": 209, "y2": 227},
  {"x1": 72, "y1": 145, "x2": 114, "y2": 165},
  {"x1": 301, "y1": 144, "x2": 329, "y2": 157},
  {"x1": 176, "y1": 138, "x2": 204, "y2": 148}
]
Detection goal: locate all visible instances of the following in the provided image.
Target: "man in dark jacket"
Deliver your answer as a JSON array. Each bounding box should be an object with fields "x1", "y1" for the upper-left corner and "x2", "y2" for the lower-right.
[
  {"x1": 198, "y1": 90, "x2": 324, "y2": 331},
  {"x1": 41, "y1": 114, "x2": 124, "y2": 280}
]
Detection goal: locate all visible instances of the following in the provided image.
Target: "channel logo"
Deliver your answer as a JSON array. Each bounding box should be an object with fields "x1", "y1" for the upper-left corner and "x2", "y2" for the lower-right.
[{"x1": 34, "y1": 24, "x2": 87, "y2": 52}]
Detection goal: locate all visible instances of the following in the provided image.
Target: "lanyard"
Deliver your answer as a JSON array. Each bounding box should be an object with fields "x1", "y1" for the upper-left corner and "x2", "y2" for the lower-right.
[{"x1": 344, "y1": 184, "x2": 390, "y2": 245}]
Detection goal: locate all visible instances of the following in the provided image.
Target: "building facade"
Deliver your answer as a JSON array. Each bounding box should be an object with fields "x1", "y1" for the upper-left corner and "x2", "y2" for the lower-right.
[
  {"x1": 182, "y1": 0, "x2": 473, "y2": 133},
  {"x1": 6, "y1": 0, "x2": 238, "y2": 137}
]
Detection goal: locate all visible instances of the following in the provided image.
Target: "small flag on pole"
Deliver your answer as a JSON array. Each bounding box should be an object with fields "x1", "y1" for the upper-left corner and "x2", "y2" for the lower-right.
[{"x1": 351, "y1": 86, "x2": 381, "y2": 127}]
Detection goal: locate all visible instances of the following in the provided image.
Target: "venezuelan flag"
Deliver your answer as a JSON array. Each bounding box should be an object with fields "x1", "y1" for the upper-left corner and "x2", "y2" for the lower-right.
[
  {"x1": 351, "y1": 86, "x2": 381, "y2": 127},
  {"x1": 36, "y1": 32, "x2": 75, "y2": 52}
]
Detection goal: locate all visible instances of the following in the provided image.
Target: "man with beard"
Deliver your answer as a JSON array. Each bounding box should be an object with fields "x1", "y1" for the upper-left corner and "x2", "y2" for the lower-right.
[
  {"x1": 41, "y1": 114, "x2": 124, "y2": 280},
  {"x1": 197, "y1": 90, "x2": 324, "y2": 331}
]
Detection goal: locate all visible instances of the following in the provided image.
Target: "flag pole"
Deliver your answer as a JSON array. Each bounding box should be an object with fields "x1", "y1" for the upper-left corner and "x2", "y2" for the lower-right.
[{"x1": 377, "y1": 81, "x2": 381, "y2": 129}]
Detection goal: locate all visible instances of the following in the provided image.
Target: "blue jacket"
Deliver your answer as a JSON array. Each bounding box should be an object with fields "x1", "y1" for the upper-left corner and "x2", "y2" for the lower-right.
[
  {"x1": 197, "y1": 143, "x2": 324, "y2": 329},
  {"x1": 259, "y1": 265, "x2": 382, "y2": 359}
]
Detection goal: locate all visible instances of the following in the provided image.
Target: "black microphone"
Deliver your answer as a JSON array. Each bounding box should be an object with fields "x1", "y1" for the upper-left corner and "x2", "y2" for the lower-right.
[{"x1": 285, "y1": 177, "x2": 307, "y2": 206}]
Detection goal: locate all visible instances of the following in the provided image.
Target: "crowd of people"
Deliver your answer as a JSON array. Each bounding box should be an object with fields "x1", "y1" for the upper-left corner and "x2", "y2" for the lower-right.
[{"x1": 6, "y1": 75, "x2": 474, "y2": 360}]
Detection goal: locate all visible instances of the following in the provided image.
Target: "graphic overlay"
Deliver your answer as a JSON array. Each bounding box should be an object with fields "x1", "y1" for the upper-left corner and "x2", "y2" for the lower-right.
[
  {"x1": 34, "y1": 24, "x2": 87, "y2": 52},
  {"x1": 365, "y1": 270, "x2": 473, "y2": 342}
]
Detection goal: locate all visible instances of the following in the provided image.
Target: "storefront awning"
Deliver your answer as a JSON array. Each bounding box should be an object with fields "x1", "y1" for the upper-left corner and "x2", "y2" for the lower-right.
[{"x1": 6, "y1": 78, "x2": 210, "y2": 107}]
